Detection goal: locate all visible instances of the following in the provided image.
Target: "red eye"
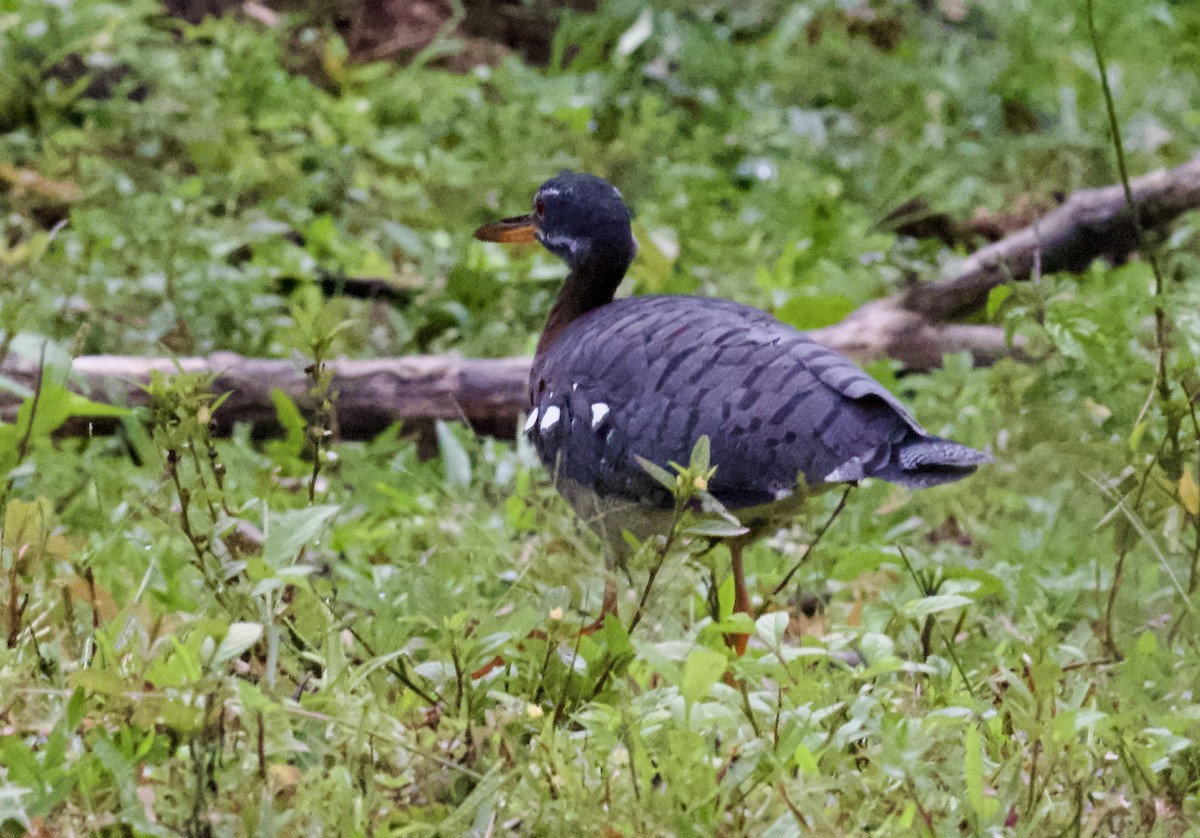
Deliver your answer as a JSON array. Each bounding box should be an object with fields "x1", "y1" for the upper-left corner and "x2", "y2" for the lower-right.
[{"x1": 535, "y1": 200, "x2": 546, "y2": 219}]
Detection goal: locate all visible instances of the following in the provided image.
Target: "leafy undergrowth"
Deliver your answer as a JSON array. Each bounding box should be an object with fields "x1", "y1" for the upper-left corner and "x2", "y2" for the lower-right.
[{"x1": 2, "y1": 0, "x2": 1200, "y2": 835}]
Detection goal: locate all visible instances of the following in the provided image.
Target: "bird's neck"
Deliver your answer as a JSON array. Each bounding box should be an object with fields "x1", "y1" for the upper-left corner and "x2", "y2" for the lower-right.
[{"x1": 536, "y1": 246, "x2": 632, "y2": 356}]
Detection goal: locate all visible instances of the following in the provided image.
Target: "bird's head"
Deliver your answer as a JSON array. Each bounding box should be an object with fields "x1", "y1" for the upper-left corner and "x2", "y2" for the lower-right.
[{"x1": 474, "y1": 171, "x2": 637, "y2": 272}]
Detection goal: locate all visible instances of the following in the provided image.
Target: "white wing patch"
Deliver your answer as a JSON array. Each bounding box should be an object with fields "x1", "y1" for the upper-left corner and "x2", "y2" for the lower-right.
[
  {"x1": 824, "y1": 456, "x2": 865, "y2": 484},
  {"x1": 539, "y1": 405, "x2": 561, "y2": 433},
  {"x1": 590, "y1": 403, "x2": 610, "y2": 429}
]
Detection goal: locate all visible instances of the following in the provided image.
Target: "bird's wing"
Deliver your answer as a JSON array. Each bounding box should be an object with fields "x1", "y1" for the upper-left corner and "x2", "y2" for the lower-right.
[{"x1": 528, "y1": 295, "x2": 929, "y2": 510}]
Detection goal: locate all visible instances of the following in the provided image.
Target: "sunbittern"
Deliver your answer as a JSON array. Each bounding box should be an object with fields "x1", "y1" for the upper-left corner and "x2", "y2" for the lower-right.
[{"x1": 475, "y1": 171, "x2": 990, "y2": 655}]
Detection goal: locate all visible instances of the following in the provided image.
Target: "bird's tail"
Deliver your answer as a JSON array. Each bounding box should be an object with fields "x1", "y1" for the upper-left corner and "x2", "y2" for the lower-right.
[{"x1": 892, "y1": 436, "x2": 993, "y2": 489}]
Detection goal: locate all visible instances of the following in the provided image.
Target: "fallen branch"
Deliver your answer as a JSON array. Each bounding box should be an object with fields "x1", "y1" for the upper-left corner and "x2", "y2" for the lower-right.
[
  {"x1": 814, "y1": 155, "x2": 1200, "y2": 370},
  {"x1": 0, "y1": 353, "x2": 529, "y2": 442},
  {"x1": 900, "y1": 154, "x2": 1200, "y2": 320},
  {"x1": 2, "y1": 156, "x2": 1198, "y2": 440}
]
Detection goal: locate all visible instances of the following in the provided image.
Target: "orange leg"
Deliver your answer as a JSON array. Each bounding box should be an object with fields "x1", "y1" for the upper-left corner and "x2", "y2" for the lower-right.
[
  {"x1": 725, "y1": 541, "x2": 751, "y2": 656},
  {"x1": 471, "y1": 578, "x2": 619, "y2": 679}
]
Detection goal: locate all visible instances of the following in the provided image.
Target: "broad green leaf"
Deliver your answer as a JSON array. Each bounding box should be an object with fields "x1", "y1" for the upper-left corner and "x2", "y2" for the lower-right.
[
  {"x1": 436, "y1": 420, "x2": 471, "y2": 486},
  {"x1": 213, "y1": 622, "x2": 263, "y2": 665},
  {"x1": 965, "y1": 725, "x2": 984, "y2": 815},
  {"x1": 65, "y1": 688, "x2": 86, "y2": 731},
  {"x1": 1135, "y1": 630, "x2": 1158, "y2": 657},
  {"x1": 859, "y1": 632, "x2": 894, "y2": 664},
  {"x1": 964, "y1": 725, "x2": 998, "y2": 820},
  {"x1": 688, "y1": 435, "x2": 710, "y2": 474},
  {"x1": 862, "y1": 359, "x2": 902, "y2": 395},
  {"x1": 599, "y1": 613, "x2": 634, "y2": 657},
  {"x1": 903, "y1": 594, "x2": 973, "y2": 619},
  {"x1": 0, "y1": 737, "x2": 40, "y2": 784},
  {"x1": 761, "y1": 813, "x2": 803, "y2": 838},
  {"x1": 70, "y1": 668, "x2": 131, "y2": 696},
  {"x1": 722, "y1": 612, "x2": 756, "y2": 636},
  {"x1": 2, "y1": 496, "x2": 53, "y2": 553},
  {"x1": 938, "y1": 567, "x2": 1006, "y2": 599},
  {"x1": 683, "y1": 518, "x2": 749, "y2": 538},
  {"x1": 680, "y1": 646, "x2": 726, "y2": 705},
  {"x1": 716, "y1": 573, "x2": 736, "y2": 620},
  {"x1": 792, "y1": 744, "x2": 820, "y2": 777},
  {"x1": 636, "y1": 456, "x2": 677, "y2": 491},
  {"x1": 262, "y1": 505, "x2": 339, "y2": 567},
  {"x1": 776, "y1": 292, "x2": 857, "y2": 330},
  {"x1": 235, "y1": 680, "x2": 278, "y2": 714},
  {"x1": 249, "y1": 564, "x2": 319, "y2": 596},
  {"x1": 61, "y1": 390, "x2": 130, "y2": 420},
  {"x1": 755, "y1": 611, "x2": 790, "y2": 648},
  {"x1": 829, "y1": 547, "x2": 896, "y2": 580},
  {"x1": 437, "y1": 768, "x2": 506, "y2": 835},
  {"x1": 0, "y1": 389, "x2": 126, "y2": 473},
  {"x1": 90, "y1": 735, "x2": 134, "y2": 785},
  {"x1": 986, "y1": 285, "x2": 1013, "y2": 320},
  {"x1": 270, "y1": 388, "x2": 307, "y2": 460},
  {"x1": 1, "y1": 383, "x2": 130, "y2": 472}
]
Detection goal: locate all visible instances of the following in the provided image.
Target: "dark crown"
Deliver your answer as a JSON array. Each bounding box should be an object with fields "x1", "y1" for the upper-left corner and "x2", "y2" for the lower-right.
[{"x1": 532, "y1": 172, "x2": 636, "y2": 269}]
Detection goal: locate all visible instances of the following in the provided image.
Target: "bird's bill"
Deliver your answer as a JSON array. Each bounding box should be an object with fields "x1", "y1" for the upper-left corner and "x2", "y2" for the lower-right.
[{"x1": 473, "y1": 214, "x2": 538, "y2": 243}]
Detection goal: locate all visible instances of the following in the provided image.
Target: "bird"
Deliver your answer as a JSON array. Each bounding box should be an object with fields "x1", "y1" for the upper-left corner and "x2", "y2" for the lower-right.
[{"x1": 474, "y1": 171, "x2": 991, "y2": 656}]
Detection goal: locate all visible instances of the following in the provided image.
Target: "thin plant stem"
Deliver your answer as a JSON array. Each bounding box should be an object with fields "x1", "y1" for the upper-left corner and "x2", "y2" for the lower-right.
[
  {"x1": 1089, "y1": 473, "x2": 1196, "y2": 621},
  {"x1": 590, "y1": 507, "x2": 687, "y2": 699},
  {"x1": 1085, "y1": 0, "x2": 1172, "y2": 427},
  {"x1": 1100, "y1": 439, "x2": 1165, "y2": 656},
  {"x1": 765, "y1": 486, "x2": 852, "y2": 608},
  {"x1": 898, "y1": 546, "x2": 975, "y2": 698}
]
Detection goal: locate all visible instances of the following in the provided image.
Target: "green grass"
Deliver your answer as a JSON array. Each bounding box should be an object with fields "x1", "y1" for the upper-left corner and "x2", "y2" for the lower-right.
[{"x1": 2, "y1": 0, "x2": 1200, "y2": 833}]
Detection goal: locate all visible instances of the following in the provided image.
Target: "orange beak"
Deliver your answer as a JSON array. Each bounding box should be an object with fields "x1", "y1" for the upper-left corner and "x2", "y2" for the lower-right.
[{"x1": 473, "y1": 214, "x2": 538, "y2": 243}]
